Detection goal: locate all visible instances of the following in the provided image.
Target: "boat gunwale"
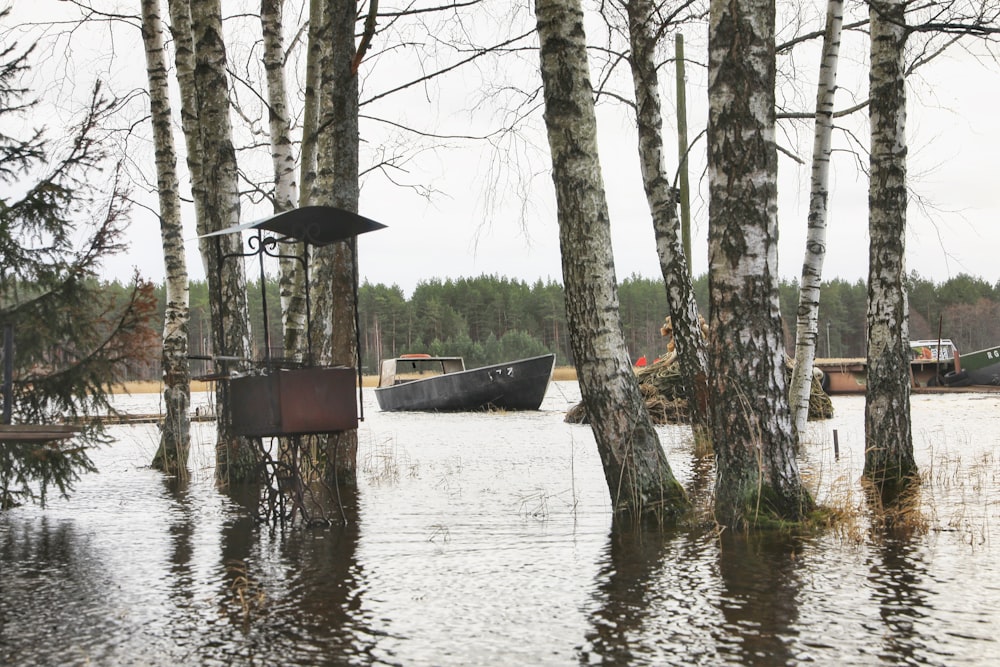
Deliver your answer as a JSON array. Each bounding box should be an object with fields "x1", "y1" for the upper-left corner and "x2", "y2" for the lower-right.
[{"x1": 375, "y1": 354, "x2": 556, "y2": 393}]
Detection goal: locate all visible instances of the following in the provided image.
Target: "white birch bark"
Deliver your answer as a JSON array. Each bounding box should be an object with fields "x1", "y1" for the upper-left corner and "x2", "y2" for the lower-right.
[
  {"x1": 624, "y1": 0, "x2": 711, "y2": 439},
  {"x1": 260, "y1": 0, "x2": 306, "y2": 362},
  {"x1": 311, "y1": 0, "x2": 360, "y2": 367},
  {"x1": 865, "y1": 0, "x2": 915, "y2": 497},
  {"x1": 280, "y1": 0, "x2": 323, "y2": 362},
  {"x1": 308, "y1": 0, "x2": 363, "y2": 483},
  {"x1": 299, "y1": 0, "x2": 323, "y2": 208},
  {"x1": 261, "y1": 0, "x2": 297, "y2": 213},
  {"x1": 142, "y1": 0, "x2": 191, "y2": 474},
  {"x1": 789, "y1": 0, "x2": 844, "y2": 438},
  {"x1": 166, "y1": 0, "x2": 203, "y2": 222},
  {"x1": 707, "y1": 0, "x2": 812, "y2": 525},
  {"x1": 535, "y1": 0, "x2": 685, "y2": 519},
  {"x1": 170, "y1": 0, "x2": 254, "y2": 482}
]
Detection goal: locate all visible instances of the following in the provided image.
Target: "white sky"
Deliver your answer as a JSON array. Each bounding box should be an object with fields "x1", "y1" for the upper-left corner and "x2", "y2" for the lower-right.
[{"x1": 6, "y1": 1, "x2": 999, "y2": 297}]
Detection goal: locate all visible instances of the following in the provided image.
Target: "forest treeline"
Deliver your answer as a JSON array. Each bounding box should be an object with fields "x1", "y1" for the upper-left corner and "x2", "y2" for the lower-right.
[{"x1": 112, "y1": 271, "x2": 1000, "y2": 382}]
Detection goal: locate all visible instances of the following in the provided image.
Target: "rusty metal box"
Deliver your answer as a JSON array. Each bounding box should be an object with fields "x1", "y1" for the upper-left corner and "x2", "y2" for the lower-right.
[{"x1": 230, "y1": 367, "x2": 358, "y2": 437}]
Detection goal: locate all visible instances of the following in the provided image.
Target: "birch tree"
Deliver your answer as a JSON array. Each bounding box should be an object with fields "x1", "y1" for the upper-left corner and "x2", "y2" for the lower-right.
[
  {"x1": 261, "y1": 0, "x2": 297, "y2": 218},
  {"x1": 535, "y1": 0, "x2": 686, "y2": 521},
  {"x1": 261, "y1": 0, "x2": 309, "y2": 362},
  {"x1": 168, "y1": 0, "x2": 254, "y2": 484},
  {"x1": 788, "y1": 0, "x2": 844, "y2": 438},
  {"x1": 864, "y1": 0, "x2": 915, "y2": 500},
  {"x1": 624, "y1": 0, "x2": 711, "y2": 444},
  {"x1": 142, "y1": 0, "x2": 191, "y2": 475},
  {"x1": 305, "y1": 0, "x2": 371, "y2": 484},
  {"x1": 706, "y1": 0, "x2": 812, "y2": 526}
]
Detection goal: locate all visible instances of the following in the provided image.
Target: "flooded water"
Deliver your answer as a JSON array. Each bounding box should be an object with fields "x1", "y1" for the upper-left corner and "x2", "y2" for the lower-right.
[{"x1": 2, "y1": 383, "x2": 999, "y2": 666}]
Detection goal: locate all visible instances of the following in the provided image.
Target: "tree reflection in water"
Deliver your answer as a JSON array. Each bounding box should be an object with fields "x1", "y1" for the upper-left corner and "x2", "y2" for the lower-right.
[
  {"x1": 868, "y1": 531, "x2": 931, "y2": 664},
  {"x1": 580, "y1": 522, "x2": 724, "y2": 665},
  {"x1": 715, "y1": 531, "x2": 806, "y2": 666}
]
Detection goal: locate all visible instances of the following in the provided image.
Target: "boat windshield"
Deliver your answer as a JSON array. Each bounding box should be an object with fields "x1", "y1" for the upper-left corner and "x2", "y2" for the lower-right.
[
  {"x1": 379, "y1": 357, "x2": 465, "y2": 387},
  {"x1": 910, "y1": 339, "x2": 957, "y2": 362}
]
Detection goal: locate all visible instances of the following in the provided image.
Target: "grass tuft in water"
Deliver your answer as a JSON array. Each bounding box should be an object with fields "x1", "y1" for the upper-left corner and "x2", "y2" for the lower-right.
[{"x1": 226, "y1": 559, "x2": 266, "y2": 624}]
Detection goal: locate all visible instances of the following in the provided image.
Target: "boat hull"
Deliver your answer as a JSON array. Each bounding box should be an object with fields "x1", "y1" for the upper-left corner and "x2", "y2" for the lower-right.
[
  {"x1": 815, "y1": 344, "x2": 1000, "y2": 394},
  {"x1": 374, "y1": 354, "x2": 556, "y2": 412},
  {"x1": 960, "y1": 345, "x2": 1000, "y2": 386}
]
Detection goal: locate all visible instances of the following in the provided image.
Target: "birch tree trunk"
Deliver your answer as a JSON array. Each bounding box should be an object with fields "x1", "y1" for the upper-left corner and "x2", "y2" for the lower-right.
[
  {"x1": 309, "y1": 0, "x2": 364, "y2": 484},
  {"x1": 625, "y1": 0, "x2": 710, "y2": 442},
  {"x1": 261, "y1": 0, "x2": 297, "y2": 216},
  {"x1": 707, "y1": 0, "x2": 813, "y2": 526},
  {"x1": 535, "y1": 0, "x2": 686, "y2": 521},
  {"x1": 277, "y1": 0, "x2": 323, "y2": 362},
  {"x1": 142, "y1": 0, "x2": 191, "y2": 475},
  {"x1": 261, "y1": 0, "x2": 307, "y2": 363},
  {"x1": 299, "y1": 0, "x2": 323, "y2": 209},
  {"x1": 789, "y1": 0, "x2": 844, "y2": 438},
  {"x1": 171, "y1": 0, "x2": 254, "y2": 483},
  {"x1": 865, "y1": 0, "x2": 915, "y2": 500}
]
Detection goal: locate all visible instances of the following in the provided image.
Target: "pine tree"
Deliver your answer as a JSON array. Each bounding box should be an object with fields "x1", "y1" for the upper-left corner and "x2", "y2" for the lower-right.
[{"x1": 0, "y1": 28, "x2": 158, "y2": 508}]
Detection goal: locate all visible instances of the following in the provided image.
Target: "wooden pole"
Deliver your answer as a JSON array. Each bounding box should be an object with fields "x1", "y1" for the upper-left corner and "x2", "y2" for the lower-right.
[
  {"x1": 2, "y1": 323, "x2": 12, "y2": 424},
  {"x1": 674, "y1": 33, "x2": 693, "y2": 273}
]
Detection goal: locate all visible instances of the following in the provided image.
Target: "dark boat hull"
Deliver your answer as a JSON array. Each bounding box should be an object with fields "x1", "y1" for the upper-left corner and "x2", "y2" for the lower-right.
[{"x1": 374, "y1": 354, "x2": 556, "y2": 412}]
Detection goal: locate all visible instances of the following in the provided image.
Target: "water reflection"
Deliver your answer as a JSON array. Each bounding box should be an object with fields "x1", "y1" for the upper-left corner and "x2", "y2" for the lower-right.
[
  {"x1": 194, "y1": 483, "x2": 374, "y2": 665},
  {"x1": 0, "y1": 516, "x2": 118, "y2": 665},
  {"x1": 715, "y1": 531, "x2": 805, "y2": 666},
  {"x1": 581, "y1": 522, "x2": 813, "y2": 666},
  {"x1": 161, "y1": 476, "x2": 199, "y2": 650},
  {"x1": 869, "y1": 531, "x2": 932, "y2": 664},
  {"x1": 580, "y1": 524, "x2": 724, "y2": 665},
  {"x1": 261, "y1": 485, "x2": 376, "y2": 663},
  {"x1": 581, "y1": 526, "x2": 670, "y2": 664},
  {"x1": 3, "y1": 390, "x2": 1000, "y2": 665}
]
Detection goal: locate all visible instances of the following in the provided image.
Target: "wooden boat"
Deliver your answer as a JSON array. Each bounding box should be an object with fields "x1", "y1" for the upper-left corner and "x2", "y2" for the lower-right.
[
  {"x1": 374, "y1": 353, "x2": 556, "y2": 412},
  {"x1": 815, "y1": 339, "x2": 1000, "y2": 394}
]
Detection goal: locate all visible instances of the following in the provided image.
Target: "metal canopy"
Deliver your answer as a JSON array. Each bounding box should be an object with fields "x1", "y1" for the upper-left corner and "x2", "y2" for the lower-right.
[{"x1": 199, "y1": 205, "x2": 386, "y2": 246}]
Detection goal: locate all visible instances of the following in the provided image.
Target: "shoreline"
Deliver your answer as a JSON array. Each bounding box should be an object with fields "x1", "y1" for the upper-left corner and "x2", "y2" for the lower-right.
[{"x1": 115, "y1": 366, "x2": 580, "y2": 394}]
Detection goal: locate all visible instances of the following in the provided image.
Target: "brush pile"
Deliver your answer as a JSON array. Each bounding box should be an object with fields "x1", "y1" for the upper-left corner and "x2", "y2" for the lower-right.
[{"x1": 565, "y1": 315, "x2": 834, "y2": 425}]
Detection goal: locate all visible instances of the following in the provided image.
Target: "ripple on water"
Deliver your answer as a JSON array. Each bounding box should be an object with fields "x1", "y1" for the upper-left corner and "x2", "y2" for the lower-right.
[{"x1": 2, "y1": 387, "x2": 1000, "y2": 665}]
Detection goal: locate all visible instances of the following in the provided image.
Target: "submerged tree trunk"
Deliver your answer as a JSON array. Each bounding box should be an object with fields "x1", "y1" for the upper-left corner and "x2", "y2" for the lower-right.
[
  {"x1": 624, "y1": 0, "x2": 710, "y2": 443},
  {"x1": 865, "y1": 0, "x2": 915, "y2": 500},
  {"x1": 535, "y1": 0, "x2": 686, "y2": 521},
  {"x1": 309, "y1": 0, "x2": 365, "y2": 485},
  {"x1": 789, "y1": 0, "x2": 843, "y2": 439},
  {"x1": 706, "y1": 0, "x2": 813, "y2": 526},
  {"x1": 142, "y1": 0, "x2": 191, "y2": 475},
  {"x1": 171, "y1": 0, "x2": 254, "y2": 484}
]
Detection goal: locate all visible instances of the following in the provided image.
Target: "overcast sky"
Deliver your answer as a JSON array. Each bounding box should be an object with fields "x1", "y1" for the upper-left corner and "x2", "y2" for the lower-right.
[{"x1": 7, "y1": 1, "x2": 999, "y2": 297}]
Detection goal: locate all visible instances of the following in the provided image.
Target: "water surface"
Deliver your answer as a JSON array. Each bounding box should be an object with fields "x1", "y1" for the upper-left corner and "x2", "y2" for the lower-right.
[{"x1": 2, "y1": 384, "x2": 999, "y2": 665}]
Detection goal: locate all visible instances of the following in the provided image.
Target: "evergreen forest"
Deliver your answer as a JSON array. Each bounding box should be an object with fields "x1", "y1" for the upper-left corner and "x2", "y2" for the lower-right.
[{"x1": 108, "y1": 271, "x2": 1000, "y2": 382}]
